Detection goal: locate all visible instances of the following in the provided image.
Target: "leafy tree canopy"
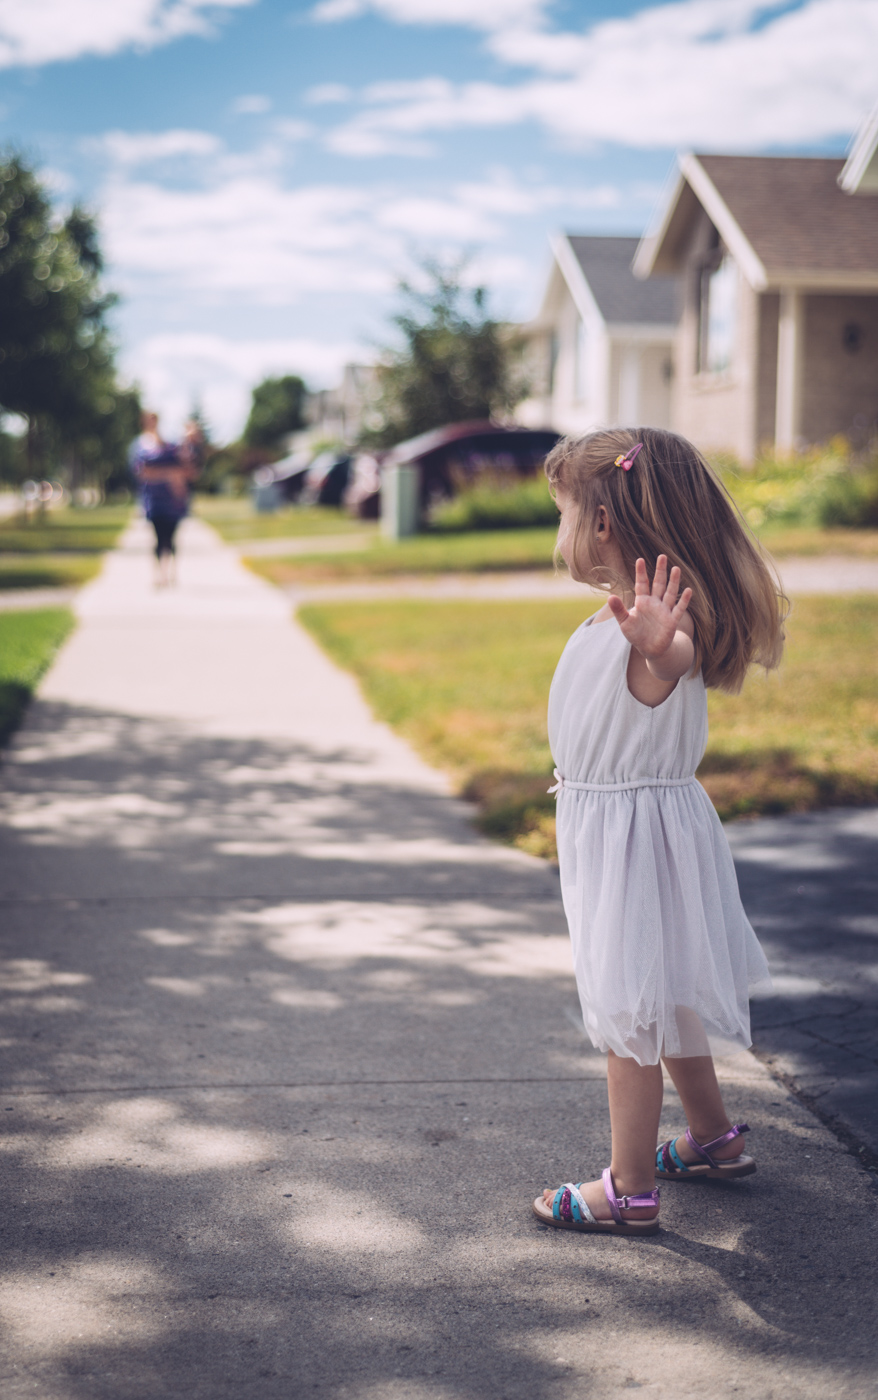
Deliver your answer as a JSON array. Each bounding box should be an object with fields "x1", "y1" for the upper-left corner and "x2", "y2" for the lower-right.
[
  {"x1": 243, "y1": 375, "x2": 306, "y2": 449},
  {"x1": 0, "y1": 151, "x2": 137, "y2": 488},
  {"x1": 366, "y1": 260, "x2": 525, "y2": 448}
]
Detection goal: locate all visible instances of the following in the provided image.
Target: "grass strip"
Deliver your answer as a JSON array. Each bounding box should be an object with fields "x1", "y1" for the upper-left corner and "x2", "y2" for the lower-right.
[
  {"x1": 197, "y1": 500, "x2": 376, "y2": 542},
  {"x1": 0, "y1": 505, "x2": 130, "y2": 555},
  {"x1": 247, "y1": 527, "x2": 559, "y2": 583},
  {"x1": 0, "y1": 608, "x2": 75, "y2": 746},
  {"x1": 246, "y1": 524, "x2": 878, "y2": 584},
  {"x1": 300, "y1": 595, "x2": 878, "y2": 860},
  {"x1": 757, "y1": 526, "x2": 878, "y2": 558},
  {"x1": 0, "y1": 555, "x2": 102, "y2": 590}
]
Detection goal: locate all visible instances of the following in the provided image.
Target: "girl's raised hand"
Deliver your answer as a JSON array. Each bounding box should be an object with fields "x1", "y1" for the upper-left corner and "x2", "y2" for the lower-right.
[{"x1": 607, "y1": 556, "x2": 692, "y2": 662}]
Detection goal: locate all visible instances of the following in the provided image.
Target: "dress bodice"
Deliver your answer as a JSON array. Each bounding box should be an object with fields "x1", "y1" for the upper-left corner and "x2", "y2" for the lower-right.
[{"x1": 547, "y1": 614, "x2": 708, "y2": 787}]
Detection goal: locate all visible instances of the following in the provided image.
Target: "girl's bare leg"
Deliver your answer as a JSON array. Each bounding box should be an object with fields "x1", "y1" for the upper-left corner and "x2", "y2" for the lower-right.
[
  {"x1": 661, "y1": 1055, "x2": 745, "y2": 1163},
  {"x1": 542, "y1": 1050, "x2": 663, "y2": 1220}
]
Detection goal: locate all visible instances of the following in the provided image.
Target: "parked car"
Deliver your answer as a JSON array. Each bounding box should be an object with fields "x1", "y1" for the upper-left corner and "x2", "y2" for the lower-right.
[
  {"x1": 344, "y1": 422, "x2": 560, "y2": 520},
  {"x1": 301, "y1": 451, "x2": 353, "y2": 507},
  {"x1": 250, "y1": 451, "x2": 312, "y2": 511},
  {"x1": 249, "y1": 449, "x2": 353, "y2": 511}
]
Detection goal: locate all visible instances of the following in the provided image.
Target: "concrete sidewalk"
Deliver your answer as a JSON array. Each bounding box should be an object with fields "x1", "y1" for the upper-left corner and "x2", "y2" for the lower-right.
[{"x1": 0, "y1": 517, "x2": 876, "y2": 1400}]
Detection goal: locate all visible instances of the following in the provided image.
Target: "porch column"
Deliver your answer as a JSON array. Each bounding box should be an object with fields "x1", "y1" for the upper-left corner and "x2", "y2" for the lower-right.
[
  {"x1": 775, "y1": 288, "x2": 803, "y2": 452},
  {"x1": 618, "y1": 346, "x2": 642, "y2": 425}
]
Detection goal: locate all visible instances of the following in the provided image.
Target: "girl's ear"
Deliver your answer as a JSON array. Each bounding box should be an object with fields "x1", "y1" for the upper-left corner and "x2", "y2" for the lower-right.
[{"x1": 596, "y1": 505, "x2": 610, "y2": 536}]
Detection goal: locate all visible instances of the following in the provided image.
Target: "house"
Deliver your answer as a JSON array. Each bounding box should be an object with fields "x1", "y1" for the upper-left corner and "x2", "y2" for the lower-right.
[
  {"x1": 633, "y1": 118, "x2": 878, "y2": 461},
  {"x1": 515, "y1": 235, "x2": 679, "y2": 436},
  {"x1": 301, "y1": 362, "x2": 380, "y2": 448}
]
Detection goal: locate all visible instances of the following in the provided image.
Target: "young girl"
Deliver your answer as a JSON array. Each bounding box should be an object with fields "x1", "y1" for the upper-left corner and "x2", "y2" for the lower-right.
[{"x1": 533, "y1": 427, "x2": 785, "y2": 1237}]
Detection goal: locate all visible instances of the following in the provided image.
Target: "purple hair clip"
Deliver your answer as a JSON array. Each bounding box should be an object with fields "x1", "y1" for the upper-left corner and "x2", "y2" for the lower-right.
[{"x1": 615, "y1": 442, "x2": 643, "y2": 472}]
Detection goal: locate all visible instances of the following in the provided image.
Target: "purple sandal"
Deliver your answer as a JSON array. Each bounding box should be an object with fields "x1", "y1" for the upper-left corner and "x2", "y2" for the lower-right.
[
  {"x1": 532, "y1": 1168, "x2": 660, "y2": 1235},
  {"x1": 656, "y1": 1123, "x2": 756, "y2": 1181}
]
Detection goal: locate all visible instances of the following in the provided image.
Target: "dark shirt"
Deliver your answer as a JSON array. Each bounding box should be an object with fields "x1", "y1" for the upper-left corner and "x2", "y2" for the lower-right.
[{"x1": 129, "y1": 434, "x2": 190, "y2": 521}]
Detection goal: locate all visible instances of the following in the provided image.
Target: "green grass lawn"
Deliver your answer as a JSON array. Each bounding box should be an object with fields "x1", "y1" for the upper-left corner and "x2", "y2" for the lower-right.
[
  {"x1": 0, "y1": 555, "x2": 103, "y2": 590},
  {"x1": 757, "y1": 526, "x2": 878, "y2": 557},
  {"x1": 300, "y1": 595, "x2": 878, "y2": 859},
  {"x1": 0, "y1": 505, "x2": 131, "y2": 554},
  {"x1": 246, "y1": 527, "x2": 559, "y2": 583},
  {"x1": 0, "y1": 504, "x2": 130, "y2": 591},
  {"x1": 246, "y1": 521, "x2": 878, "y2": 586},
  {"x1": 196, "y1": 497, "x2": 376, "y2": 542},
  {"x1": 0, "y1": 608, "x2": 75, "y2": 745}
]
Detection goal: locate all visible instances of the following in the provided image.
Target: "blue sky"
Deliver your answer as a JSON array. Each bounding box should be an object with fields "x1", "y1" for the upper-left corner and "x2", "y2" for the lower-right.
[{"x1": 1, "y1": 0, "x2": 875, "y2": 438}]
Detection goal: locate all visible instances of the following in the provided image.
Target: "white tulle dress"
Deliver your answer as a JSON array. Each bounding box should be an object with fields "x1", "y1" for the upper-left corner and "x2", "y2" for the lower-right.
[{"x1": 548, "y1": 613, "x2": 771, "y2": 1065}]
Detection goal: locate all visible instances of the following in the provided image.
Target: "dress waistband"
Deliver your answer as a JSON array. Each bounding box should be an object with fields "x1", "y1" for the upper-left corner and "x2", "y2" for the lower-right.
[{"x1": 548, "y1": 768, "x2": 696, "y2": 795}]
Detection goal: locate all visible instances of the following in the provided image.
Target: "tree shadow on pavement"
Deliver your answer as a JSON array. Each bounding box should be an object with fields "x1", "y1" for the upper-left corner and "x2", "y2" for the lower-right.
[
  {"x1": 0, "y1": 702, "x2": 876, "y2": 1398},
  {"x1": 731, "y1": 811, "x2": 878, "y2": 1157}
]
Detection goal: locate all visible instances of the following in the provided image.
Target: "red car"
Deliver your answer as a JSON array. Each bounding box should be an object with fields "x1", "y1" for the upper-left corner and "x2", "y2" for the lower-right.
[{"x1": 345, "y1": 421, "x2": 560, "y2": 520}]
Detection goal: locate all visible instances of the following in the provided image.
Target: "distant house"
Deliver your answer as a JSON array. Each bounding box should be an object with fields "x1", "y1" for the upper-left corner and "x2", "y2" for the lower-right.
[
  {"x1": 634, "y1": 120, "x2": 878, "y2": 461},
  {"x1": 302, "y1": 363, "x2": 380, "y2": 447},
  {"x1": 515, "y1": 235, "x2": 679, "y2": 437}
]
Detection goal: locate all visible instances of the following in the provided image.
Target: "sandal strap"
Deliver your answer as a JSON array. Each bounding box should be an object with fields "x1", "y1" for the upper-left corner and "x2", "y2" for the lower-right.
[
  {"x1": 657, "y1": 1138, "x2": 691, "y2": 1173},
  {"x1": 602, "y1": 1167, "x2": 660, "y2": 1223},
  {"x1": 684, "y1": 1122, "x2": 750, "y2": 1169},
  {"x1": 552, "y1": 1182, "x2": 597, "y2": 1225}
]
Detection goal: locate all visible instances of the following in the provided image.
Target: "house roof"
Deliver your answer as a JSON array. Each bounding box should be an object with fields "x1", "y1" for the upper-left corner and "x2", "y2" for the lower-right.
[
  {"x1": 839, "y1": 102, "x2": 878, "y2": 194},
  {"x1": 635, "y1": 154, "x2": 878, "y2": 289},
  {"x1": 563, "y1": 235, "x2": 678, "y2": 325}
]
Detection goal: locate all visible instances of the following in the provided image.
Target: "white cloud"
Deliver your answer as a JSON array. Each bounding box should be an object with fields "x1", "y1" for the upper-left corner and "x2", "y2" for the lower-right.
[
  {"x1": 455, "y1": 173, "x2": 623, "y2": 216},
  {"x1": 310, "y1": 0, "x2": 547, "y2": 27},
  {"x1": 324, "y1": 127, "x2": 435, "y2": 157},
  {"x1": 88, "y1": 129, "x2": 222, "y2": 167},
  {"x1": 125, "y1": 332, "x2": 365, "y2": 440},
  {"x1": 100, "y1": 174, "x2": 398, "y2": 301},
  {"x1": 0, "y1": 0, "x2": 256, "y2": 69},
  {"x1": 96, "y1": 148, "x2": 617, "y2": 312},
  {"x1": 304, "y1": 83, "x2": 354, "y2": 104},
  {"x1": 362, "y1": 77, "x2": 454, "y2": 103},
  {"x1": 232, "y1": 94, "x2": 271, "y2": 114},
  {"x1": 326, "y1": 0, "x2": 878, "y2": 152},
  {"x1": 272, "y1": 119, "x2": 314, "y2": 142}
]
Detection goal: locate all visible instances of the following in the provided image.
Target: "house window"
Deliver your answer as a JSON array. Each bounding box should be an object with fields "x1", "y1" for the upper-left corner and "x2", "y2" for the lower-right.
[
  {"x1": 698, "y1": 255, "x2": 737, "y2": 374},
  {"x1": 574, "y1": 318, "x2": 588, "y2": 403}
]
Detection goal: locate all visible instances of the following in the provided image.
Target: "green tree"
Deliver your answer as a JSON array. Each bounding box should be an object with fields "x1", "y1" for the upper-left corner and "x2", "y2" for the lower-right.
[
  {"x1": 242, "y1": 375, "x2": 306, "y2": 449},
  {"x1": 0, "y1": 152, "x2": 131, "y2": 487},
  {"x1": 367, "y1": 260, "x2": 525, "y2": 447}
]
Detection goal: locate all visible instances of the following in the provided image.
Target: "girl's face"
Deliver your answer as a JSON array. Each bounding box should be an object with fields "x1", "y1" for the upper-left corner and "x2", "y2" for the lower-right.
[
  {"x1": 554, "y1": 484, "x2": 585, "y2": 580},
  {"x1": 555, "y1": 484, "x2": 618, "y2": 585}
]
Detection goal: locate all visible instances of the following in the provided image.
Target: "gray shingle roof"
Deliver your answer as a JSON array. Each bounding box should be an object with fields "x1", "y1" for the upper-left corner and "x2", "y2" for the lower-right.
[
  {"x1": 566, "y1": 235, "x2": 678, "y2": 324},
  {"x1": 695, "y1": 155, "x2": 878, "y2": 276}
]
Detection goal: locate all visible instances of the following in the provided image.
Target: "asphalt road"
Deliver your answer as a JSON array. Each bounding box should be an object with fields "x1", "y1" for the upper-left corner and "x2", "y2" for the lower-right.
[{"x1": 729, "y1": 808, "x2": 878, "y2": 1162}]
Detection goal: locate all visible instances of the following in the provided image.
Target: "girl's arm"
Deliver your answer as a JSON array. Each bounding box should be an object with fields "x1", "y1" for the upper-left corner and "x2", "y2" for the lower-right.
[{"x1": 608, "y1": 556, "x2": 695, "y2": 705}]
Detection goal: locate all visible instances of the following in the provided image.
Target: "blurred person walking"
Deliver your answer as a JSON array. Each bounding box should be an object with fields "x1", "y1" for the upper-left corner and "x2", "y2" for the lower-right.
[{"x1": 129, "y1": 412, "x2": 202, "y2": 587}]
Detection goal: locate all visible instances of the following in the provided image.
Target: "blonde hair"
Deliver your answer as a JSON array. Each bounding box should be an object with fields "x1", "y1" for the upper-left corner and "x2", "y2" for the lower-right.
[{"x1": 545, "y1": 426, "x2": 787, "y2": 693}]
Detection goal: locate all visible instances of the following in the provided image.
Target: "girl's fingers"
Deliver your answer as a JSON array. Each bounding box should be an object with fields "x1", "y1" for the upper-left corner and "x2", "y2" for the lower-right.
[
  {"x1": 664, "y1": 564, "x2": 681, "y2": 609},
  {"x1": 634, "y1": 558, "x2": 649, "y2": 596},
  {"x1": 671, "y1": 587, "x2": 693, "y2": 619},
  {"x1": 607, "y1": 593, "x2": 630, "y2": 622},
  {"x1": 652, "y1": 554, "x2": 668, "y2": 597}
]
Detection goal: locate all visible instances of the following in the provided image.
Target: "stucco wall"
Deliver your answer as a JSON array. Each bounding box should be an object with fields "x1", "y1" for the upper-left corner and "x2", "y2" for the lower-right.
[
  {"x1": 638, "y1": 344, "x2": 674, "y2": 429},
  {"x1": 799, "y1": 293, "x2": 878, "y2": 443},
  {"x1": 606, "y1": 341, "x2": 673, "y2": 428},
  {"x1": 670, "y1": 209, "x2": 761, "y2": 460}
]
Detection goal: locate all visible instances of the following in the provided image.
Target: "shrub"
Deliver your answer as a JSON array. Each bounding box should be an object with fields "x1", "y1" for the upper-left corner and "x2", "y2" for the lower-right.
[
  {"x1": 718, "y1": 439, "x2": 878, "y2": 530},
  {"x1": 816, "y1": 468, "x2": 878, "y2": 528},
  {"x1": 430, "y1": 475, "x2": 557, "y2": 532}
]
